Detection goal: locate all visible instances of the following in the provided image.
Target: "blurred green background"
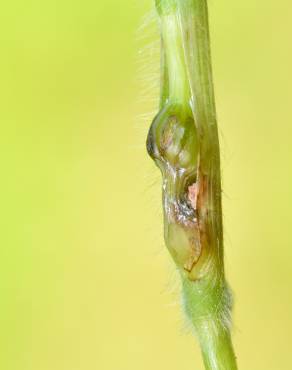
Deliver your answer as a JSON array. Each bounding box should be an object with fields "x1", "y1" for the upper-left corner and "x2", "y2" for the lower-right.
[{"x1": 0, "y1": 0, "x2": 291, "y2": 369}]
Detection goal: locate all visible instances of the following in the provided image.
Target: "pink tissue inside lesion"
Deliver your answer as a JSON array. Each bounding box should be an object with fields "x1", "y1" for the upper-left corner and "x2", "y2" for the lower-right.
[{"x1": 188, "y1": 183, "x2": 198, "y2": 210}]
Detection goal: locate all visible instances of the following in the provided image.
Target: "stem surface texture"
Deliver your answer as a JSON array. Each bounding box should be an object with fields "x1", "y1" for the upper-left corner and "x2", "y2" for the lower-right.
[{"x1": 147, "y1": 1, "x2": 238, "y2": 369}]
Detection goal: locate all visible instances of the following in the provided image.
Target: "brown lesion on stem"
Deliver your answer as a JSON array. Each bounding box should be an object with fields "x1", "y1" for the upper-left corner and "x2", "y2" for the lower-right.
[
  {"x1": 182, "y1": 172, "x2": 210, "y2": 274},
  {"x1": 184, "y1": 233, "x2": 201, "y2": 272},
  {"x1": 160, "y1": 116, "x2": 177, "y2": 151},
  {"x1": 146, "y1": 100, "x2": 212, "y2": 280}
]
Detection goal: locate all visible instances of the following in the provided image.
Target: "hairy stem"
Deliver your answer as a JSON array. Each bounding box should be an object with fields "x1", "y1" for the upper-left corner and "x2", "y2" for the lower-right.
[
  {"x1": 147, "y1": 0, "x2": 237, "y2": 369},
  {"x1": 183, "y1": 278, "x2": 237, "y2": 369}
]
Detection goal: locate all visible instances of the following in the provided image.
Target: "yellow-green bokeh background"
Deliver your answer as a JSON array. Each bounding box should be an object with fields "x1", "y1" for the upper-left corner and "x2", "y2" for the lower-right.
[{"x1": 1, "y1": 1, "x2": 291, "y2": 369}]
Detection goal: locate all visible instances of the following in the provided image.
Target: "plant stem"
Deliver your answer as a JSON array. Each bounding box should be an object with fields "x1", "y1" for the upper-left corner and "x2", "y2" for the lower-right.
[
  {"x1": 161, "y1": 13, "x2": 189, "y2": 103},
  {"x1": 182, "y1": 278, "x2": 237, "y2": 369},
  {"x1": 147, "y1": 1, "x2": 238, "y2": 369},
  {"x1": 197, "y1": 319, "x2": 237, "y2": 370}
]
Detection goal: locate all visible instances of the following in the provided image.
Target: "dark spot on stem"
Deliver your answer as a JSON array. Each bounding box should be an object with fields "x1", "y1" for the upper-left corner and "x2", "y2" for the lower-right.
[{"x1": 146, "y1": 128, "x2": 155, "y2": 158}]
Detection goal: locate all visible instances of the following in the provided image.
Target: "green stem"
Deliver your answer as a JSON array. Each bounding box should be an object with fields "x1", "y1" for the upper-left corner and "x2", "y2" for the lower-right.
[
  {"x1": 147, "y1": 1, "x2": 238, "y2": 369},
  {"x1": 198, "y1": 320, "x2": 237, "y2": 370},
  {"x1": 182, "y1": 278, "x2": 237, "y2": 370},
  {"x1": 161, "y1": 13, "x2": 189, "y2": 103}
]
